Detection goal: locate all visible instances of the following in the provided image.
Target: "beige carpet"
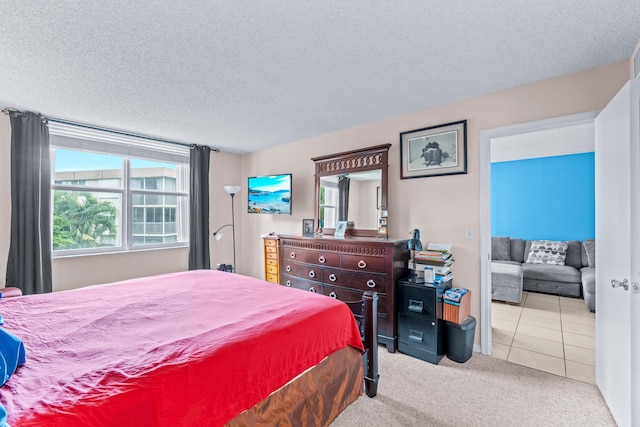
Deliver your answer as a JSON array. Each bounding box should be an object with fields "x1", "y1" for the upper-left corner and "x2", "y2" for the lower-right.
[{"x1": 332, "y1": 349, "x2": 615, "y2": 427}]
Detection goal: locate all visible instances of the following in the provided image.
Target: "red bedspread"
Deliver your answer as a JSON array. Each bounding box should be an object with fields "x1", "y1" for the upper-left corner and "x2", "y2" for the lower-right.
[{"x1": 0, "y1": 270, "x2": 364, "y2": 426}]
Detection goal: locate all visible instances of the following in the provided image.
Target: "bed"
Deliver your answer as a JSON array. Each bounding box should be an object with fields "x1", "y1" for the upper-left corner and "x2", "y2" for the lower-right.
[{"x1": 0, "y1": 270, "x2": 377, "y2": 426}]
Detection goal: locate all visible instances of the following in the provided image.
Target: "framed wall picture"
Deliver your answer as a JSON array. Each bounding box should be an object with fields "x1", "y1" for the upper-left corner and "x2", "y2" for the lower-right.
[
  {"x1": 302, "y1": 218, "x2": 314, "y2": 236},
  {"x1": 334, "y1": 221, "x2": 347, "y2": 238},
  {"x1": 400, "y1": 120, "x2": 467, "y2": 179}
]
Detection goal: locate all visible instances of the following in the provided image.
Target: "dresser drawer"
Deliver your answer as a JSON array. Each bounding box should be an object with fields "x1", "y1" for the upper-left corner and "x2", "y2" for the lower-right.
[
  {"x1": 281, "y1": 262, "x2": 323, "y2": 281},
  {"x1": 397, "y1": 283, "x2": 437, "y2": 320},
  {"x1": 324, "y1": 267, "x2": 386, "y2": 293},
  {"x1": 265, "y1": 245, "x2": 278, "y2": 254},
  {"x1": 281, "y1": 274, "x2": 322, "y2": 293},
  {"x1": 341, "y1": 254, "x2": 386, "y2": 273},
  {"x1": 264, "y1": 238, "x2": 277, "y2": 247},
  {"x1": 266, "y1": 264, "x2": 278, "y2": 274},
  {"x1": 282, "y1": 246, "x2": 306, "y2": 262},
  {"x1": 398, "y1": 312, "x2": 437, "y2": 352},
  {"x1": 266, "y1": 273, "x2": 279, "y2": 283},
  {"x1": 265, "y1": 258, "x2": 278, "y2": 266},
  {"x1": 306, "y1": 250, "x2": 340, "y2": 267},
  {"x1": 323, "y1": 284, "x2": 387, "y2": 316}
]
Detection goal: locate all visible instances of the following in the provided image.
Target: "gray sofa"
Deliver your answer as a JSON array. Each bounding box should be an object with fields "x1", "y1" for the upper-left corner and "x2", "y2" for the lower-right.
[{"x1": 491, "y1": 237, "x2": 596, "y2": 312}]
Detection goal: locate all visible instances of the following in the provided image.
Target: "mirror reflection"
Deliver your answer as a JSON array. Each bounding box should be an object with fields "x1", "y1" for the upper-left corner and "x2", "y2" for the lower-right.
[{"x1": 319, "y1": 170, "x2": 381, "y2": 230}]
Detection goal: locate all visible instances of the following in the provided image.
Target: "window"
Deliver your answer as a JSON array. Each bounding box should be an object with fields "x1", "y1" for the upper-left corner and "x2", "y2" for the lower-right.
[{"x1": 49, "y1": 122, "x2": 190, "y2": 255}]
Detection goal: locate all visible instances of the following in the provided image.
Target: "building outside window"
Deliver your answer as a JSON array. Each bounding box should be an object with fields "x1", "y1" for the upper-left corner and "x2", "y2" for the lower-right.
[{"x1": 49, "y1": 123, "x2": 190, "y2": 256}]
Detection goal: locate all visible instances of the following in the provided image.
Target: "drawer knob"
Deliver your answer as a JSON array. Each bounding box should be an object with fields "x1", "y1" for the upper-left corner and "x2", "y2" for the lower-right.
[
  {"x1": 290, "y1": 252, "x2": 296, "y2": 259},
  {"x1": 309, "y1": 287, "x2": 317, "y2": 293},
  {"x1": 366, "y1": 279, "x2": 376, "y2": 288},
  {"x1": 357, "y1": 260, "x2": 367, "y2": 269},
  {"x1": 309, "y1": 270, "x2": 316, "y2": 278},
  {"x1": 285, "y1": 280, "x2": 292, "y2": 287},
  {"x1": 329, "y1": 273, "x2": 337, "y2": 282},
  {"x1": 318, "y1": 256, "x2": 326, "y2": 263},
  {"x1": 285, "y1": 265, "x2": 291, "y2": 272},
  {"x1": 329, "y1": 292, "x2": 337, "y2": 299}
]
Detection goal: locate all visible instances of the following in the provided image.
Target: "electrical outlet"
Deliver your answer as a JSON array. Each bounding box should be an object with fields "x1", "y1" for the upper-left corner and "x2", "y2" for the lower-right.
[{"x1": 465, "y1": 227, "x2": 474, "y2": 240}]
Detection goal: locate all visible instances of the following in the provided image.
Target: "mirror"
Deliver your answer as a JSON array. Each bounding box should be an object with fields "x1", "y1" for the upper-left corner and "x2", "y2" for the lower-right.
[
  {"x1": 319, "y1": 171, "x2": 381, "y2": 230},
  {"x1": 312, "y1": 144, "x2": 390, "y2": 237}
]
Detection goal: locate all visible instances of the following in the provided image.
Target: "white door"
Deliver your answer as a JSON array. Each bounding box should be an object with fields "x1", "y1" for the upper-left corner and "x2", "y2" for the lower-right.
[{"x1": 594, "y1": 79, "x2": 640, "y2": 427}]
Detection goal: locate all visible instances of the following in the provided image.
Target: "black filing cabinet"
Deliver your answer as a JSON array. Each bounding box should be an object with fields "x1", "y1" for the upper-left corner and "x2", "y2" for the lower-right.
[{"x1": 397, "y1": 279, "x2": 451, "y2": 364}]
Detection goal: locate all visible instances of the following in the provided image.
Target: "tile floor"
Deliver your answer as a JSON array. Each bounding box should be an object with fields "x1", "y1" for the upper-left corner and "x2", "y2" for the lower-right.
[{"x1": 491, "y1": 291, "x2": 596, "y2": 384}]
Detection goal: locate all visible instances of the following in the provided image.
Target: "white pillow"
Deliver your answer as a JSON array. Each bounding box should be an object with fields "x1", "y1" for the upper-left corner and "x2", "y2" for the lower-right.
[{"x1": 525, "y1": 240, "x2": 568, "y2": 266}]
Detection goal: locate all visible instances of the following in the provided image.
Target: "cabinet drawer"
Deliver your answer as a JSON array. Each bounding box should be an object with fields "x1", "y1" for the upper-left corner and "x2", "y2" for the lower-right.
[
  {"x1": 282, "y1": 246, "x2": 306, "y2": 262},
  {"x1": 341, "y1": 254, "x2": 386, "y2": 273},
  {"x1": 281, "y1": 274, "x2": 322, "y2": 293},
  {"x1": 397, "y1": 284, "x2": 437, "y2": 320},
  {"x1": 324, "y1": 267, "x2": 386, "y2": 293},
  {"x1": 265, "y1": 251, "x2": 278, "y2": 260},
  {"x1": 266, "y1": 264, "x2": 278, "y2": 274},
  {"x1": 265, "y1": 245, "x2": 278, "y2": 254},
  {"x1": 265, "y1": 258, "x2": 278, "y2": 266},
  {"x1": 306, "y1": 250, "x2": 340, "y2": 267},
  {"x1": 281, "y1": 262, "x2": 323, "y2": 282},
  {"x1": 398, "y1": 313, "x2": 436, "y2": 352},
  {"x1": 264, "y1": 238, "x2": 277, "y2": 247},
  {"x1": 266, "y1": 273, "x2": 279, "y2": 283}
]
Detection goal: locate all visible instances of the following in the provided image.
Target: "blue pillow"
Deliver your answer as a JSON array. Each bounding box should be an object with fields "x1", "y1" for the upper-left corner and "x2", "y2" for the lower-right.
[{"x1": 0, "y1": 328, "x2": 26, "y2": 386}]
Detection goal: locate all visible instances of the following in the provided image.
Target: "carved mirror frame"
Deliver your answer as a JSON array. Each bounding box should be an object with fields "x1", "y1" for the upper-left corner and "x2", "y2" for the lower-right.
[{"x1": 312, "y1": 144, "x2": 391, "y2": 237}]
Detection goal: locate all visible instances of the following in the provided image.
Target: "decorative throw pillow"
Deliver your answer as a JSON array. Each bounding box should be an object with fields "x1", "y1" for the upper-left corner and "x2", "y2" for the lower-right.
[{"x1": 525, "y1": 240, "x2": 568, "y2": 266}]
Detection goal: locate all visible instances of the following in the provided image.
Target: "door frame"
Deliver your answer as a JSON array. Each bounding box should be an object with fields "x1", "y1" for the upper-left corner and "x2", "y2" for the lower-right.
[{"x1": 478, "y1": 110, "x2": 599, "y2": 355}]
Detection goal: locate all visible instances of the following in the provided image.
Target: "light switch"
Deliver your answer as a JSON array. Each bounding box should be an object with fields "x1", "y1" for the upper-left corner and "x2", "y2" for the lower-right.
[{"x1": 465, "y1": 227, "x2": 474, "y2": 240}]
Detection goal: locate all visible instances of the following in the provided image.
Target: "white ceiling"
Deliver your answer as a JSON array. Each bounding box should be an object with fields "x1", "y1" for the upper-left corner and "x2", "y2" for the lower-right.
[{"x1": 0, "y1": 1, "x2": 638, "y2": 154}]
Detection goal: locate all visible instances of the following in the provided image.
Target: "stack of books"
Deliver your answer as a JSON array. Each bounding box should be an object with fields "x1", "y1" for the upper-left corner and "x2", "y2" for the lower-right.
[{"x1": 409, "y1": 243, "x2": 454, "y2": 284}]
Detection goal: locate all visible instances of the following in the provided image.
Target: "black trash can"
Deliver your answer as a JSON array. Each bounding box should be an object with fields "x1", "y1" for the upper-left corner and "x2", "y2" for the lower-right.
[{"x1": 446, "y1": 316, "x2": 476, "y2": 363}]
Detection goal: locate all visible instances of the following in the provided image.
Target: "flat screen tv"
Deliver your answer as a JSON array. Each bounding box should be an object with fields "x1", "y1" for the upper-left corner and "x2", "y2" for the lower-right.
[{"x1": 248, "y1": 174, "x2": 292, "y2": 215}]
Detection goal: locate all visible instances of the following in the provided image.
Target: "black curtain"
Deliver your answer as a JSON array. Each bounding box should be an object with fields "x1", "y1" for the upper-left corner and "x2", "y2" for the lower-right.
[
  {"x1": 188, "y1": 144, "x2": 211, "y2": 270},
  {"x1": 6, "y1": 111, "x2": 52, "y2": 295},
  {"x1": 338, "y1": 175, "x2": 350, "y2": 222}
]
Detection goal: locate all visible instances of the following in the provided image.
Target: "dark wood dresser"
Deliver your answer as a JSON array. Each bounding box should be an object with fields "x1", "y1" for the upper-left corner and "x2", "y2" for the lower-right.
[{"x1": 278, "y1": 234, "x2": 409, "y2": 352}]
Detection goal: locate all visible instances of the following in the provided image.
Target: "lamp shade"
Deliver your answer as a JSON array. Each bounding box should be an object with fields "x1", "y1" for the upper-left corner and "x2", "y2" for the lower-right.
[{"x1": 224, "y1": 185, "x2": 241, "y2": 195}]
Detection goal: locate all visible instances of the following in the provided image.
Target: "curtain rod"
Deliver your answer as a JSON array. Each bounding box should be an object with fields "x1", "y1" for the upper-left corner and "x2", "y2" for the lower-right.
[{"x1": 2, "y1": 108, "x2": 220, "y2": 152}]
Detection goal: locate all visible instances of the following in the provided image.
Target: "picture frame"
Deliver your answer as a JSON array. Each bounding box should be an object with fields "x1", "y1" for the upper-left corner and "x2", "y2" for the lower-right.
[
  {"x1": 302, "y1": 218, "x2": 314, "y2": 236},
  {"x1": 400, "y1": 120, "x2": 467, "y2": 179},
  {"x1": 334, "y1": 220, "x2": 347, "y2": 238},
  {"x1": 376, "y1": 186, "x2": 381, "y2": 209}
]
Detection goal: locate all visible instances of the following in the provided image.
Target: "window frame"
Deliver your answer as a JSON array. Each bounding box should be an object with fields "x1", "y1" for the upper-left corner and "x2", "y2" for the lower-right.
[{"x1": 49, "y1": 126, "x2": 190, "y2": 257}]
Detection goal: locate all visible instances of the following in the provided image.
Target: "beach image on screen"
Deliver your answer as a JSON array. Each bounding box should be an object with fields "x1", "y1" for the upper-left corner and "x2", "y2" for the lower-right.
[{"x1": 248, "y1": 174, "x2": 291, "y2": 214}]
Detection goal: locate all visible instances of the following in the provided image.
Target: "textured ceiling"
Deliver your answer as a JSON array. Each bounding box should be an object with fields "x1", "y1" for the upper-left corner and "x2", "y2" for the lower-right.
[{"x1": 0, "y1": 1, "x2": 638, "y2": 154}]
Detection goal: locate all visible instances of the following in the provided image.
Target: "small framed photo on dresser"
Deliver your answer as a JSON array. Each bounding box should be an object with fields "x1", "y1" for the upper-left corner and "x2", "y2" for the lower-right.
[
  {"x1": 334, "y1": 221, "x2": 347, "y2": 238},
  {"x1": 302, "y1": 218, "x2": 314, "y2": 236}
]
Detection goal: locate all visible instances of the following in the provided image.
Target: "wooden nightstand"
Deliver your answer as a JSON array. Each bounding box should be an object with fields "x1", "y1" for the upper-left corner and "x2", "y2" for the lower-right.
[
  {"x1": 263, "y1": 235, "x2": 280, "y2": 284},
  {"x1": 397, "y1": 279, "x2": 451, "y2": 364}
]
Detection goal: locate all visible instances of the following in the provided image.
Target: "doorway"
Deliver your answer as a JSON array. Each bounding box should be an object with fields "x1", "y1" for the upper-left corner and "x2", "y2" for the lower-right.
[{"x1": 479, "y1": 111, "x2": 598, "y2": 380}]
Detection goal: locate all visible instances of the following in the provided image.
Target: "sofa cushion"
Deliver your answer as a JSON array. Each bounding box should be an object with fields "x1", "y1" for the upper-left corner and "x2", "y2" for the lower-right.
[
  {"x1": 581, "y1": 267, "x2": 596, "y2": 294},
  {"x1": 510, "y1": 238, "x2": 525, "y2": 263},
  {"x1": 491, "y1": 237, "x2": 511, "y2": 261},
  {"x1": 522, "y1": 263, "x2": 581, "y2": 283},
  {"x1": 565, "y1": 240, "x2": 582, "y2": 269},
  {"x1": 582, "y1": 239, "x2": 596, "y2": 267},
  {"x1": 525, "y1": 240, "x2": 568, "y2": 266}
]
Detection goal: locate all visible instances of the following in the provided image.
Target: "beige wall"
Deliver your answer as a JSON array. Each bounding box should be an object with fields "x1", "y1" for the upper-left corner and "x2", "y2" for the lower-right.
[{"x1": 239, "y1": 60, "x2": 630, "y2": 341}]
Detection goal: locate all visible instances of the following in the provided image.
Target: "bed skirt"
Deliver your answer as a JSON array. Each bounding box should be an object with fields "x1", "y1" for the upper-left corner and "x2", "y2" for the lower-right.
[{"x1": 227, "y1": 346, "x2": 363, "y2": 426}]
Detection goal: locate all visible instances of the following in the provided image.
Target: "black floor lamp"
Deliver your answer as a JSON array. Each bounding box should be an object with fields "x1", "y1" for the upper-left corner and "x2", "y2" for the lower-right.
[{"x1": 212, "y1": 185, "x2": 241, "y2": 273}]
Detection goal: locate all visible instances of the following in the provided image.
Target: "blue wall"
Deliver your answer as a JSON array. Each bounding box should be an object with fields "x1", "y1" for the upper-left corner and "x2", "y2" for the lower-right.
[{"x1": 491, "y1": 153, "x2": 595, "y2": 241}]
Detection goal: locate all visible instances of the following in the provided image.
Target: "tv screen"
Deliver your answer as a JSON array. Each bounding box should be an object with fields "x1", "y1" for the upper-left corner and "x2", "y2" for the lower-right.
[{"x1": 248, "y1": 174, "x2": 292, "y2": 215}]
